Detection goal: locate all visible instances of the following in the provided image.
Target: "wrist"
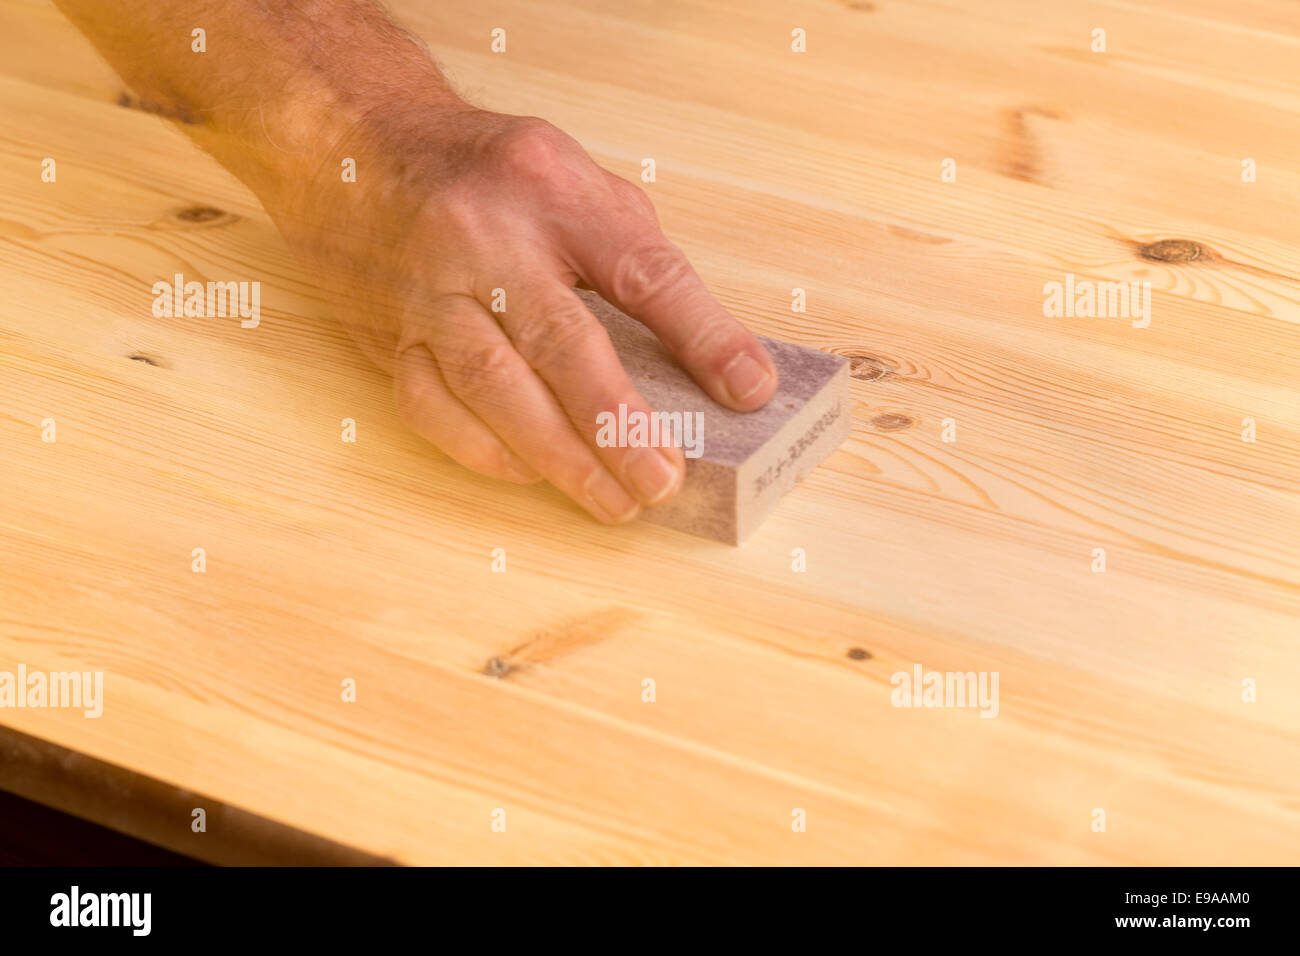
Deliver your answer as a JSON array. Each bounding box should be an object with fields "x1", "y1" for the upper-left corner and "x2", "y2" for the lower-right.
[
  {"x1": 265, "y1": 85, "x2": 485, "y2": 258},
  {"x1": 184, "y1": 10, "x2": 476, "y2": 253}
]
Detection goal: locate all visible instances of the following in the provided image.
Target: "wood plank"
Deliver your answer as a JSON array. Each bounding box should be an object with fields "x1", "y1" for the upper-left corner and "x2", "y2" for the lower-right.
[{"x1": 1, "y1": 0, "x2": 1297, "y2": 864}]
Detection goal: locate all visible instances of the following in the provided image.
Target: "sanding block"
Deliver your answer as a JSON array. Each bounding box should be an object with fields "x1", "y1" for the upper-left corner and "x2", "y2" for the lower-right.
[{"x1": 579, "y1": 289, "x2": 851, "y2": 544}]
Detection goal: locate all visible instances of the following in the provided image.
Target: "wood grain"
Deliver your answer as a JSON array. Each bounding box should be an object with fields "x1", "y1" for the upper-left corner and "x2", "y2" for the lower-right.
[{"x1": 0, "y1": 0, "x2": 1297, "y2": 864}]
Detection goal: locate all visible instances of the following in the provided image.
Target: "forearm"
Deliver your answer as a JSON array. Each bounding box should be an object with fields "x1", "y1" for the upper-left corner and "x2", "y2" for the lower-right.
[{"x1": 54, "y1": 0, "x2": 474, "y2": 230}]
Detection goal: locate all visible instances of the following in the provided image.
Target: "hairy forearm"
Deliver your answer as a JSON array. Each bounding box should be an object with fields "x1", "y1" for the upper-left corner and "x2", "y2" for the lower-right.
[{"x1": 54, "y1": 0, "x2": 475, "y2": 227}]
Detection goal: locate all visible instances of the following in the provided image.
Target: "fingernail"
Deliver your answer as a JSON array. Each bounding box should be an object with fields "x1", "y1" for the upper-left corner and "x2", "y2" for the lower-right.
[
  {"x1": 722, "y1": 353, "x2": 771, "y2": 404},
  {"x1": 585, "y1": 469, "x2": 640, "y2": 523},
  {"x1": 624, "y1": 446, "x2": 680, "y2": 505}
]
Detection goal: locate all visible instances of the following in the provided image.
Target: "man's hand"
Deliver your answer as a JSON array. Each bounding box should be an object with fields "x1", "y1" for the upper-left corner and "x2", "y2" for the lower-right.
[
  {"x1": 289, "y1": 110, "x2": 780, "y2": 523},
  {"x1": 55, "y1": 0, "x2": 779, "y2": 524}
]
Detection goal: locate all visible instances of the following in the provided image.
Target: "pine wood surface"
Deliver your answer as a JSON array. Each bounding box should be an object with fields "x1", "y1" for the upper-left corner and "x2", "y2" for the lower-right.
[{"x1": 0, "y1": 0, "x2": 1297, "y2": 864}]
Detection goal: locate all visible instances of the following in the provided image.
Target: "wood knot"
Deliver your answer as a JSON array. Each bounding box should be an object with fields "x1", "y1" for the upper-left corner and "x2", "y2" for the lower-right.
[
  {"x1": 177, "y1": 206, "x2": 223, "y2": 223},
  {"x1": 871, "y1": 412, "x2": 913, "y2": 431},
  {"x1": 1139, "y1": 239, "x2": 1201, "y2": 263},
  {"x1": 172, "y1": 206, "x2": 237, "y2": 227},
  {"x1": 156, "y1": 206, "x2": 240, "y2": 231},
  {"x1": 846, "y1": 354, "x2": 895, "y2": 382},
  {"x1": 483, "y1": 657, "x2": 514, "y2": 679},
  {"x1": 847, "y1": 647, "x2": 872, "y2": 661}
]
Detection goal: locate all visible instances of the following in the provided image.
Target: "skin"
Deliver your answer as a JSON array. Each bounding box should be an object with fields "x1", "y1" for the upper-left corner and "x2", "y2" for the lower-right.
[{"x1": 53, "y1": 0, "x2": 779, "y2": 524}]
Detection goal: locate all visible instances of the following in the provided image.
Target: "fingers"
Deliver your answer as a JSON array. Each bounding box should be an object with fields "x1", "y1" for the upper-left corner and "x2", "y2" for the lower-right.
[
  {"x1": 394, "y1": 344, "x2": 540, "y2": 484},
  {"x1": 423, "y1": 293, "x2": 645, "y2": 525},
  {"x1": 563, "y1": 176, "x2": 779, "y2": 411},
  {"x1": 495, "y1": 279, "x2": 685, "y2": 507}
]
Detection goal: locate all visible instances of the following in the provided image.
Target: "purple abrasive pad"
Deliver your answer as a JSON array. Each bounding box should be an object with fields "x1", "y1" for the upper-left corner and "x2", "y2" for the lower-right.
[{"x1": 578, "y1": 289, "x2": 851, "y2": 544}]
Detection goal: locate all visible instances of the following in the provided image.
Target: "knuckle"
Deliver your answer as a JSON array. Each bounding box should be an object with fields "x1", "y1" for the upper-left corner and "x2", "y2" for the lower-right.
[
  {"x1": 614, "y1": 178, "x2": 656, "y2": 217},
  {"x1": 491, "y1": 118, "x2": 575, "y2": 184},
  {"x1": 513, "y1": 307, "x2": 602, "y2": 371},
  {"x1": 685, "y1": 319, "x2": 746, "y2": 369},
  {"x1": 610, "y1": 243, "x2": 690, "y2": 310},
  {"x1": 443, "y1": 342, "x2": 518, "y2": 405}
]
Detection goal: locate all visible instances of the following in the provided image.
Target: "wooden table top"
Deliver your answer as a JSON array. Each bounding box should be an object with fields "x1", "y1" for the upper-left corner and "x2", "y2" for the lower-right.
[{"x1": 1, "y1": 0, "x2": 1297, "y2": 864}]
